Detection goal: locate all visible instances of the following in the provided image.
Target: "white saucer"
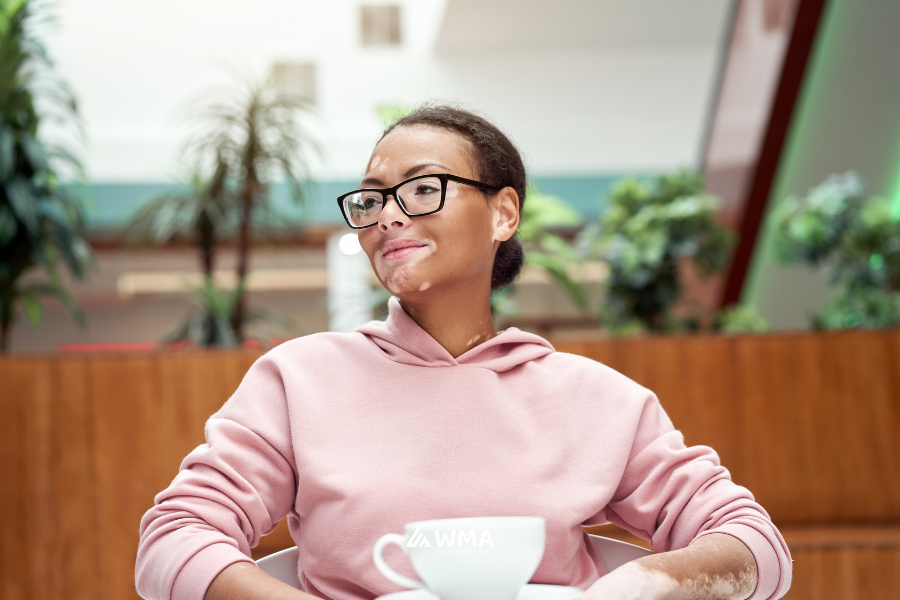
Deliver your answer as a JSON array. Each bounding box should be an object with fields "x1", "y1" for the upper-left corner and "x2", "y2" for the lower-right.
[{"x1": 376, "y1": 583, "x2": 584, "y2": 600}]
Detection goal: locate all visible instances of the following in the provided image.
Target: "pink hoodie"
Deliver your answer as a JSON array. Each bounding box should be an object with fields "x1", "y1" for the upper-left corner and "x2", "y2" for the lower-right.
[{"x1": 136, "y1": 296, "x2": 791, "y2": 600}]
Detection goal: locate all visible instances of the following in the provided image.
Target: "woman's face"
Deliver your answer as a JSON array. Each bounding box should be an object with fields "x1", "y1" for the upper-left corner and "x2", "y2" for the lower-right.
[{"x1": 357, "y1": 125, "x2": 518, "y2": 298}]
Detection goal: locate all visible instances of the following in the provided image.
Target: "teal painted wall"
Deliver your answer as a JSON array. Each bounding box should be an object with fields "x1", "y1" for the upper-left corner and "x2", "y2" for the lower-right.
[
  {"x1": 72, "y1": 174, "x2": 631, "y2": 229},
  {"x1": 743, "y1": 0, "x2": 900, "y2": 329}
]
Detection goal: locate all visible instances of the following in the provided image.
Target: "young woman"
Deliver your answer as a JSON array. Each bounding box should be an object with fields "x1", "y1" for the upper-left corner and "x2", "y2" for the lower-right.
[{"x1": 136, "y1": 107, "x2": 791, "y2": 600}]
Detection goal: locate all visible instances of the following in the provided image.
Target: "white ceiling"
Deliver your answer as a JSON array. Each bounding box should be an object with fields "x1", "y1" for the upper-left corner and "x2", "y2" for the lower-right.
[{"x1": 436, "y1": 0, "x2": 732, "y2": 53}]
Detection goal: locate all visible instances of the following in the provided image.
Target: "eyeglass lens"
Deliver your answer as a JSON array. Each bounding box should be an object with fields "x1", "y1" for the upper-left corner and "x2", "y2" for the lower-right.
[{"x1": 343, "y1": 176, "x2": 450, "y2": 228}]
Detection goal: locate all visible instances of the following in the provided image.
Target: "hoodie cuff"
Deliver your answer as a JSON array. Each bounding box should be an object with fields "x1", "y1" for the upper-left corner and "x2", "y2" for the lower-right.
[
  {"x1": 696, "y1": 524, "x2": 780, "y2": 600},
  {"x1": 170, "y1": 542, "x2": 256, "y2": 600}
]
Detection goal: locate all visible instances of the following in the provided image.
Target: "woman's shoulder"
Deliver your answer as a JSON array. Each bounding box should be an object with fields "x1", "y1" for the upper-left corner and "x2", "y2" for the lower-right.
[
  {"x1": 234, "y1": 331, "x2": 370, "y2": 377},
  {"x1": 536, "y1": 349, "x2": 652, "y2": 396},
  {"x1": 263, "y1": 330, "x2": 370, "y2": 362}
]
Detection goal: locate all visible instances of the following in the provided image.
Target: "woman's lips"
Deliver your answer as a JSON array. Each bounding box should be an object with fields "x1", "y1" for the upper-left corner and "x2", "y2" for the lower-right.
[{"x1": 383, "y1": 245, "x2": 426, "y2": 261}]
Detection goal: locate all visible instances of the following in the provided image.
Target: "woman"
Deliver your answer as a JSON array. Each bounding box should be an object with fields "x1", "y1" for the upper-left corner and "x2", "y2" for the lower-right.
[{"x1": 136, "y1": 106, "x2": 791, "y2": 600}]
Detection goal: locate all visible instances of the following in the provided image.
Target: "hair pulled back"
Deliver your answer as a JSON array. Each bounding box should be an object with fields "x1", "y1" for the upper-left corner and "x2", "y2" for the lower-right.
[{"x1": 380, "y1": 105, "x2": 526, "y2": 290}]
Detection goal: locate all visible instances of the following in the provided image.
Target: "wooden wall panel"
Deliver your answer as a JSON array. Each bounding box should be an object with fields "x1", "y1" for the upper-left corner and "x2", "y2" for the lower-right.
[
  {"x1": 731, "y1": 335, "x2": 824, "y2": 522},
  {"x1": 90, "y1": 355, "x2": 163, "y2": 600},
  {"x1": 0, "y1": 350, "x2": 260, "y2": 600},
  {"x1": 785, "y1": 546, "x2": 900, "y2": 600},
  {"x1": 55, "y1": 357, "x2": 102, "y2": 600},
  {"x1": 1, "y1": 359, "x2": 29, "y2": 600},
  {"x1": 1, "y1": 359, "x2": 19, "y2": 600},
  {"x1": 3, "y1": 358, "x2": 60, "y2": 600}
]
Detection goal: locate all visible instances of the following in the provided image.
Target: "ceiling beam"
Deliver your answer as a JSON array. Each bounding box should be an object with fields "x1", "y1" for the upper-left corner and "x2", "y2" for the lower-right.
[{"x1": 719, "y1": 0, "x2": 830, "y2": 308}]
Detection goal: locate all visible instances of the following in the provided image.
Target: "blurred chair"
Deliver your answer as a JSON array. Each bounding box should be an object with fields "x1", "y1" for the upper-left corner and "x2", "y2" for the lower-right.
[
  {"x1": 257, "y1": 546, "x2": 303, "y2": 590},
  {"x1": 255, "y1": 534, "x2": 653, "y2": 590},
  {"x1": 587, "y1": 533, "x2": 653, "y2": 572}
]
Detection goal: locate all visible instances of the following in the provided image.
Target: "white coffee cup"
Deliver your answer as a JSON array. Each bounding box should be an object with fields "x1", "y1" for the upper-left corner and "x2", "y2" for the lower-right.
[{"x1": 373, "y1": 516, "x2": 545, "y2": 600}]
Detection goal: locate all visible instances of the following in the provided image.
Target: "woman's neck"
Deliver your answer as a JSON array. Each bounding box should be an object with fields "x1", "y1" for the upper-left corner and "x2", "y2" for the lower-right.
[{"x1": 397, "y1": 287, "x2": 498, "y2": 359}]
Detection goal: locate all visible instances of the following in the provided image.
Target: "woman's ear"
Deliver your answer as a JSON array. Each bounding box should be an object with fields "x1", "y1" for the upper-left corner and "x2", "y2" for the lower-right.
[{"x1": 492, "y1": 187, "x2": 520, "y2": 242}]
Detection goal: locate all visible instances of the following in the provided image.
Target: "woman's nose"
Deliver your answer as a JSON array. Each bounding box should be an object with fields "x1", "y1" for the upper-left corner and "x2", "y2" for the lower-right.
[{"x1": 378, "y1": 194, "x2": 407, "y2": 228}]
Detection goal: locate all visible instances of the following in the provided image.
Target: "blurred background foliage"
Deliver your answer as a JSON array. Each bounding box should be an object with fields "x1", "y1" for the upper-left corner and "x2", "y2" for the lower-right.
[
  {"x1": 125, "y1": 157, "x2": 232, "y2": 282},
  {"x1": 714, "y1": 304, "x2": 770, "y2": 335},
  {"x1": 7, "y1": 2, "x2": 898, "y2": 345},
  {"x1": 123, "y1": 73, "x2": 316, "y2": 347},
  {"x1": 514, "y1": 185, "x2": 587, "y2": 314},
  {"x1": 770, "y1": 171, "x2": 900, "y2": 330},
  {"x1": 577, "y1": 170, "x2": 739, "y2": 334},
  {"x1": 376, "y1": 104, "x2": 413, "y2": 128},
  {"x1": 0, "y1": 0, "x2": 93, "y2": 352}
]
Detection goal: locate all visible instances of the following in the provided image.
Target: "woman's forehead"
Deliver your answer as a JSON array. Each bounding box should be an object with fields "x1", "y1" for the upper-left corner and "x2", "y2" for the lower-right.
[{"x1": 367, "y1": 125, "x2": 473, "y2": 176}]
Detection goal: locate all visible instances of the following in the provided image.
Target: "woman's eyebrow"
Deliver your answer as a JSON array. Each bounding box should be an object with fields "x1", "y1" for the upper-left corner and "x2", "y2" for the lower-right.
[
  {"x1": 360, "y1": 163, "x2": 448, "y2": 188},
  {"x1": 403, "y1": 163, "x2": 447, "y2": 178}
]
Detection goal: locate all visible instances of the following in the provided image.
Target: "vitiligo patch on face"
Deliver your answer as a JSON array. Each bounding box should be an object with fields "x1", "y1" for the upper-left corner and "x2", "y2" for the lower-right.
[
  {"x1": 368, "y1": 155, "x2": 388, "y2": 172},
  {"x1": 418, "y1": 282, "x2": 431, "y2": 291},
  {"x1": 385, "y1": 268, "x2": 410, "y2": 294}
]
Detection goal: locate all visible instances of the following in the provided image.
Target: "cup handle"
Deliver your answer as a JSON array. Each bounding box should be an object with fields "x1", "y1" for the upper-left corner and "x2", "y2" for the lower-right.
[{"x1": 373, "y1": 533, "x2": 428, "y2": 590}]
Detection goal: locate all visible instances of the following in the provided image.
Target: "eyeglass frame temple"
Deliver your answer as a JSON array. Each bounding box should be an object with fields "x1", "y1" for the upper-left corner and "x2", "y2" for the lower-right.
[{"x1": 335, "y1": 173, "x2": 500, "y2": 229}]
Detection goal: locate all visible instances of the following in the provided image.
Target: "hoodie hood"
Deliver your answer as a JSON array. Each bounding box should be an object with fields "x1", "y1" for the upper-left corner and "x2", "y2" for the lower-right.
[{"x1": 354, "y1": 296, "x2": 555, "y2": 372}]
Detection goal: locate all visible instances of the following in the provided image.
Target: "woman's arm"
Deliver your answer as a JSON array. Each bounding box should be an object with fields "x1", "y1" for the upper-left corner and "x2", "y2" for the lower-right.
[
  {"x1": 136, "y1": 354, "x2": 300, "y2": 600},
  {"x1": 581, "y1": 533, "x2": 757, "y2": 600},
  {"x1": 588, "y1": 391, "x2": 791, "y2": 600},
  {"x1": 204, "y1": 563, "x2": 319, "y2": 600}
]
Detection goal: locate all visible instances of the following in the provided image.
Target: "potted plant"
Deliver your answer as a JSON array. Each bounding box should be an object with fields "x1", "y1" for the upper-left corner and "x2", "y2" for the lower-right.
[
  {"x1": 769, "y1": 171, "x2": 900, "y2": 329},
  {"x1": 579, "y1": 170, "x2": 736, "y2": 334},
  {"x1": 0, "y1": 0, "x2": 93, "y2": 351},
  {"x1": 125, "y1": 73, "x2": 317, "y2": 346}
]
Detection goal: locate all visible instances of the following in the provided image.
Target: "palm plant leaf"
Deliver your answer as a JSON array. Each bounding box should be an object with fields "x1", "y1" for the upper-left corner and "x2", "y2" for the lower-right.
[{"x1": 1, "y1": 0, "x2": 92, "y2": 350}]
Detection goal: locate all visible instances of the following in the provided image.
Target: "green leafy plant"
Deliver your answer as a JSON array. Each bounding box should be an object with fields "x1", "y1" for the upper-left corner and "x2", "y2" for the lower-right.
[
  {"x1": 186, "y1": 73, "x2": 317, "y2": 342},
  {"x1": 126, "y1": 154, "x2": 232, "y2": 283},
  {"x1": 770, "y1": 171, "x2": 900, "y2": 330},
  {"x1": 164, "y1": 279, "x2": 241, "y2": 347},
  {"x1": 159, "y1": 278, "x2": 295, "y2": 348},
  {"x1": 517, "y1": 185, "x2": 588, "y2": 312},
  {"x1": 126, "y1": 72, "x2": 317, "y2": 346},
  {"x1": 489, "y1": 284, "x2": 518, "y2": 318},
  {"x1": 124, "y1": 156, "x2": 241, "y2": 346},
  {"x1": 376, "y1": 104, "x2": 413, "y2": 128},
  {"x1": 581, "y1": 170, "x2": 734, "y2": 334},
  {"x1": 0, "y1": 0, "x2": 93, "y2": 351},
  {"x1": 714, "y1": 304, "x2": 769, "y2": 335}
]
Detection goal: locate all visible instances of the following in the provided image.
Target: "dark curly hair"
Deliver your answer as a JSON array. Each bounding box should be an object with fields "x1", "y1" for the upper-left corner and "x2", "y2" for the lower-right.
[{"x1": 379, "y1": 105, "x2": 526, "y2": 290}]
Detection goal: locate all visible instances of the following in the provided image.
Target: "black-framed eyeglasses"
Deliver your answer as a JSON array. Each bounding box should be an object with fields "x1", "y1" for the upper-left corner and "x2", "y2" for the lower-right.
[{"x1": 336, "y1": 173, "x2": 500, "y2": 229}]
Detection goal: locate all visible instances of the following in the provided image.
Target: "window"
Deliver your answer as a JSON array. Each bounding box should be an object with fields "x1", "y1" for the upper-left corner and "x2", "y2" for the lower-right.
[
  {"x1": 361, "y1": 4, "x2": 401, "y2": 47},
  {"x1": 270, "y1": 62, "x2": 316, "y2": 105}
]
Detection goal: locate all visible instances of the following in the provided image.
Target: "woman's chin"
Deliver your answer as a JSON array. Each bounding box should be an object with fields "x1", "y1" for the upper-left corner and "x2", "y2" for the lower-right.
[
  {"x1": 382, "y1": 275, "x2": 434, "y2": 296},
  {"x1": 377, "y1": 256, "x2": 437, "y2": 296}
]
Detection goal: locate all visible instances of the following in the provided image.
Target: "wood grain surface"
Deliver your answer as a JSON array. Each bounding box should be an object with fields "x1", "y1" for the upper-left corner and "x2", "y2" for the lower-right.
[
  {"x1": 0, "y1": 350, "x2": 258, "y2": 600},
  {"x1": 1, "y1": 329, "x2": 898, "y2": 600}
]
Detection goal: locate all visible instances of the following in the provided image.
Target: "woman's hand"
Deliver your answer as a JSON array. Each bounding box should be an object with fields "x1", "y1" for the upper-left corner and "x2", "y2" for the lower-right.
[{"x1": 579, "y1": 533, "x2": 758, "y2": 600}]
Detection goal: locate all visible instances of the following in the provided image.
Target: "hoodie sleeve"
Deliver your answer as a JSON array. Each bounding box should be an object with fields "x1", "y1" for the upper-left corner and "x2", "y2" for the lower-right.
[
  {"x1": 602, "y1": 392, "x2": 792, "y2": 600},
  {"x1": 135, "y1": 354, "x2": 299, "y2": 600}
]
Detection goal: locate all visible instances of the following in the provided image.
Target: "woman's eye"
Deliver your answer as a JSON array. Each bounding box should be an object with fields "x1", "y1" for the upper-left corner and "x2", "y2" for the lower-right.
[
  {"x1": 363, "y1": 196, "x2": 381, "y2": 209},
  {"x1": 416, "y1": 184, "x2": 440, "y2": 195},
  {"x1": 348, "y1": 199, "x2": 366, "y2": 217}
]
